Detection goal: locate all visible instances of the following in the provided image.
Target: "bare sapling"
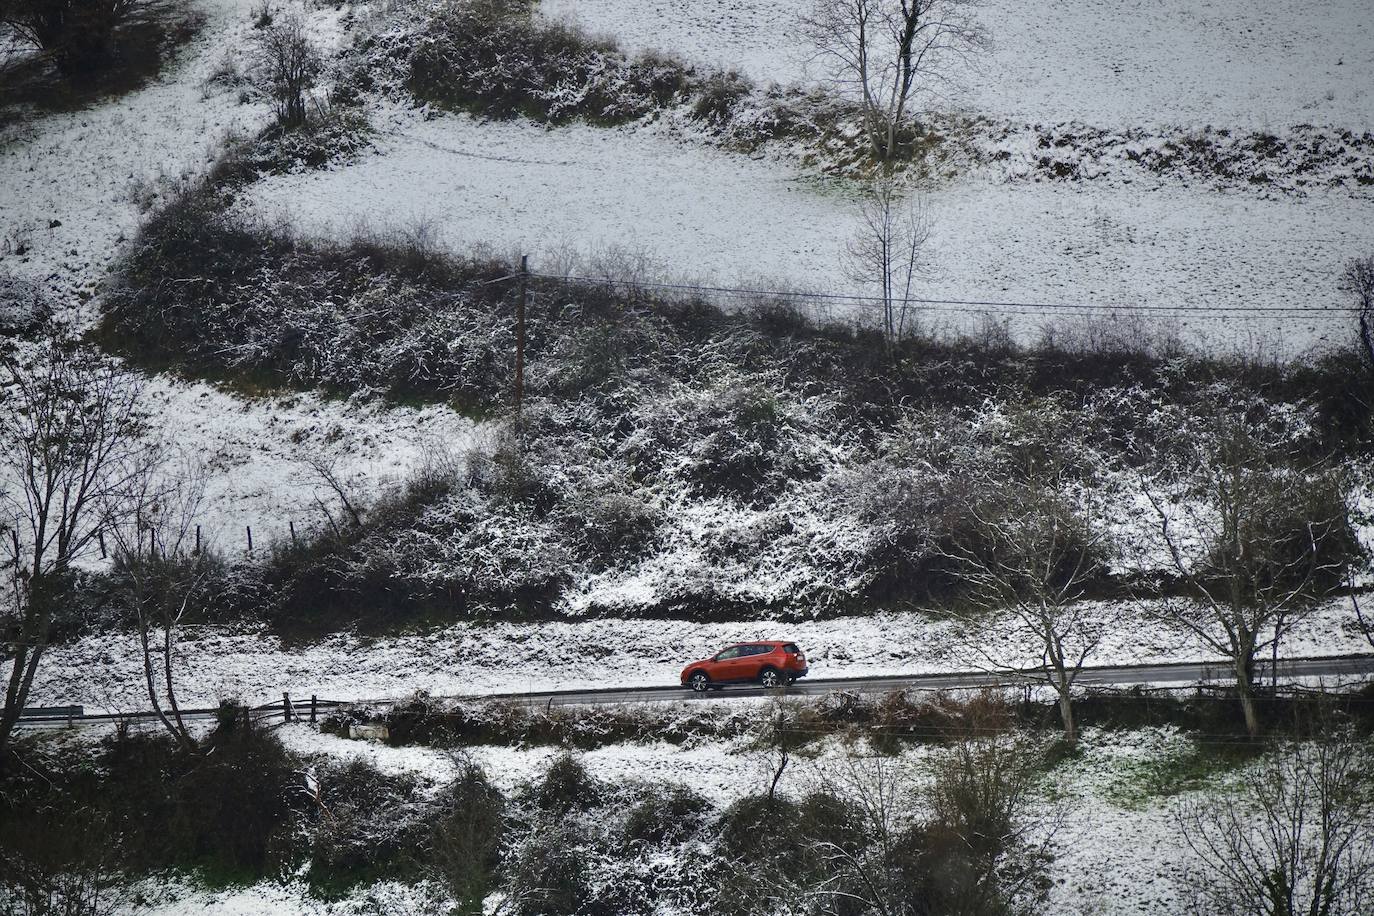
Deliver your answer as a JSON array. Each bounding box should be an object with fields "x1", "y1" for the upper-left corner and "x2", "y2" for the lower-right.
[
  {"x1": 106, "y1": 456, "x2": 213, "y2": 752},
  {"x1": 846, "y1": 175, "x2": 932, "y2": 352},
  {"x1": 1342, "y1": 253, "x2": 1374, "y2": 376}
]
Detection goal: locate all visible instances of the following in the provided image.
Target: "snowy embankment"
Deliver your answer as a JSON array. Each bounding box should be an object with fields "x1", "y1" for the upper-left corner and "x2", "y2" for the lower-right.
[
  {"x1": 93, "y1": 725, "x2": 1223, "y2": 916},
  {"x1": 29, "y1": 598, "x2": 1369, "y2": 711},
  {"x1": 241, "y1": 107, "x2": 1374, "y2": 355},
  {"x1": 0, "y1": 0, "x2": 488, "y2": 544}
]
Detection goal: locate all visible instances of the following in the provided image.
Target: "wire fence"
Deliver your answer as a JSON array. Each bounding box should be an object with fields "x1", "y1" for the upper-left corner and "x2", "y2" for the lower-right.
[{"x1": 528, "y1": 270, "x2": 1364, "y2": 321}]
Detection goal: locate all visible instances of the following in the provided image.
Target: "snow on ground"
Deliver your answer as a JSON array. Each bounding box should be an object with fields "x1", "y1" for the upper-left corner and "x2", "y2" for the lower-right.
[
  {"x1": 242, "y1": 110, "x2": 1374, "y2": 354},
  {"x1": 143, "y1": 374, "x2": 485, "y2": 552},
  {"x1": 28, "y1": 598, "x2": 1369, "y2": 711},
  {"x1": 0, "y1": 0, "x2": 267, "y2": 307},
  {"x1": 0, "y1": 0, "x2": 489, "y2": 548},
  {"x1": 540, "y1": 0, "x2": 1374, "y2": 129},
  {"x1": 124, "y1": 876, "x2": 446, "y2": 916}
]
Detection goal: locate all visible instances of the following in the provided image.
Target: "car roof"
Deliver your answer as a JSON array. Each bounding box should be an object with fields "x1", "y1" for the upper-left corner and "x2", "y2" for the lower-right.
[{"x1": 727, "y1": 640, "x2": 792, "y2": 646}]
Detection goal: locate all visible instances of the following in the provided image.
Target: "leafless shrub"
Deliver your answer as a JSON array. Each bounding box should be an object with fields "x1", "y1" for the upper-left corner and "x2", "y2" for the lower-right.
[
  {"x1": 1176, "y1": 731, "x2": 1374, "y2": 916},
  {"x1": 249, "y1": 11, "x2": 322, "y2": 126}
]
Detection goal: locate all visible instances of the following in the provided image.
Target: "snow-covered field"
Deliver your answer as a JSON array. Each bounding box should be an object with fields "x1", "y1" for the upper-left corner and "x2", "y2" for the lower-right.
[
  {"x1": 29, "y1": 598, "x2": 1369, "y2": 711},
  {"x1": 0, "y1": 0, "x2": 488, "y2": 547},
  {"x1": 541, "y1": 0, "x2": 1374, "y2": 128},
  {"x1": 0, "y1": 0, "x2": 266, "y2": 304},
  {"x1": 243, "y1": 108, "x2": 1374, "y2": 352}
]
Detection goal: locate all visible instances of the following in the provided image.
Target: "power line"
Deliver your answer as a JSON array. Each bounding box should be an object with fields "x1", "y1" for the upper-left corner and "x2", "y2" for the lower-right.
[{"x1": 530, "y1": 272, "x2": 1362, "y2": 317}]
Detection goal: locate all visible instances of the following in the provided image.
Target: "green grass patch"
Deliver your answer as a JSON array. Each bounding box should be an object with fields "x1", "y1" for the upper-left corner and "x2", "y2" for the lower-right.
[{"x1": 1099, "y1": 740, "x2": 1263, "y2": 810}]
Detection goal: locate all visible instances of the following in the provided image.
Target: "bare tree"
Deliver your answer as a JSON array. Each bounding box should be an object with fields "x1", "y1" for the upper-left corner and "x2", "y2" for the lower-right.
[
  {"x1": 846, "y1": 176, "x2": 931, "y2": 352},
  {"x1": 0, "y1": 332, "x2": 149, "y2": 750},
  {"x1": 804, "y1": 0, "x2": 987, "y2": 162},
  {"x1": 930, "y1": 401, "x2": 1106, "y2": 745},
  {"x1": 106, "y1": 459, "x2": 212, "y2": 752},
  {"x1": 1142, "y1": 410, "x2": 1355, "y2": 737},
  {"x1": 1348, "y1": 583, "x2": 1374, "y2": 652},
  {"x1": 1342, "y1": 254, "x2": 1374, "y2": 375},
  {"x1": 1177, "y1": 730, "x2": 1374, "y2": 916},
  {"x1": 250, "y1": 11, "x2": 322, "y2": 127},
  {"x1": 943, "y1": 483, "x2": 1105, "y2": 745}
]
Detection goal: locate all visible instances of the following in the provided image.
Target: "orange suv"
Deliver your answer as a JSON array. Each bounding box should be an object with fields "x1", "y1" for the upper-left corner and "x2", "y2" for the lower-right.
[{"x1": 680, "y1": 641, "x2": 809, "y2": 692}]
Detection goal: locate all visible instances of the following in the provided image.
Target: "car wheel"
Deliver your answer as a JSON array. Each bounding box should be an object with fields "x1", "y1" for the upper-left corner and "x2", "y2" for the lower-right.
[
  {"x1": 759, "y1": 667, "x2": 782, "y2": 689},
  {"x1": 689, "y1": 671, "x2": 710, "y2": 693}
]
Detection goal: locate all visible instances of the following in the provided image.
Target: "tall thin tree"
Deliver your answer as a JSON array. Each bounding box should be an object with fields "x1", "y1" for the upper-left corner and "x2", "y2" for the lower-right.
[{"x1": 0, "y1": 331, "x2": 149, "y2": 749}]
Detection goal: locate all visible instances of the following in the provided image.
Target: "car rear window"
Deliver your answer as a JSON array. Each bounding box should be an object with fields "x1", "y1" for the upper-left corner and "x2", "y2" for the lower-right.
[{"x1": 783, "y1": 643, "x2": 800, "y2": 654}]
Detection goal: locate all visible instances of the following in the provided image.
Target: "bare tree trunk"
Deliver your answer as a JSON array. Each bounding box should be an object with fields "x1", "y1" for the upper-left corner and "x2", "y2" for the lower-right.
[
  {"x1": 1055, "y1": 675, "x2": 1077, "y2": 745},
  {"x1": 1235, "y1": 652, "x2": 1261, "y2": 738}
]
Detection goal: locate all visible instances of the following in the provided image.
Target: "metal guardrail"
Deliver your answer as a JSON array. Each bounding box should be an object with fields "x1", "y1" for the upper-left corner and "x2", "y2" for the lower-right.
[{"x1": 15, "y1": 695, "x2": 351, "y2": 729}]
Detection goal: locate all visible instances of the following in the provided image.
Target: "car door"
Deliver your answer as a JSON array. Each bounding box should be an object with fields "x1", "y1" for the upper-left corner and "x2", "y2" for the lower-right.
[
  {"x1": 738, "y1": 644, "x2": 768, "y2": 681},
  {"x1": 711, "y1": 645, "x2": 746, "y2": 681}
]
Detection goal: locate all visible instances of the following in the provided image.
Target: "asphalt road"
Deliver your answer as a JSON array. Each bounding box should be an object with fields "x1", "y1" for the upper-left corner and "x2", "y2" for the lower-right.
[
  {"x1": 477, "y1": 654, "x2": 1374, "y2": 707},
  {"x1": 19, "y1": 654, "x2": 1372, "y2": 728}
]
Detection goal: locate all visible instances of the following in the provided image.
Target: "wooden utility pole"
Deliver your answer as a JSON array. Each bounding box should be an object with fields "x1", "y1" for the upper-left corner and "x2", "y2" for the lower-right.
[{"x1": 515, "y1": 254, "x2": 527, "y2": 423}]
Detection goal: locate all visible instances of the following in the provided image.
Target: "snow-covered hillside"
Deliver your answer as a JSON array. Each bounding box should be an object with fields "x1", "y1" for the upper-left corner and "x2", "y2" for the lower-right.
[
  {"x1": 540, "y1": 0, "x2": 1374, "y2": 128},
  {"x1": 243, "y1": 107, "x2": 1374, "y2": 352},
  {"x1": 0, "y1": 0, "x2": 488, "y2": 547}
]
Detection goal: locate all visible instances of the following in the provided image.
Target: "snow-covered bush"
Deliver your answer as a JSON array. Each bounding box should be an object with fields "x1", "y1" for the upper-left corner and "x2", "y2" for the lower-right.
[
  {"x1": 307, "y1": 758, "x2": 431, "y2": 889},
  {"x1": 398, "y1": 0, "x2": 688, "y2": 125},
  {"x1": 425, "y1": 758, "x2": 506, "y2": 908}
]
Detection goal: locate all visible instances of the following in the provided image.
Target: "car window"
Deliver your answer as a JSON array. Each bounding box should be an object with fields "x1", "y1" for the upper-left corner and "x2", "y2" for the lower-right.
[
  {"x1": 784, "y1": 643, "x2": 800, "y2": 654},
  {"x1": 715, "y1": 646, "x2": 742, "y2": 661}
]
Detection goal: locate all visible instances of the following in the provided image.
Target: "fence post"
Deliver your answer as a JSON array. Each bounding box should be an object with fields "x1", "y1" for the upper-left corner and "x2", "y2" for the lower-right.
[
  {"x1": 515, "y1": 254, "x2": 527, "y2": 422},
  {"x1": 246, "y1": 525, "x2": 254, "y2": 554},
  {"x1": 283, "y1": 692, "x2": 292, "y2": 723},
  {"x1": 195, "y1": 524, "x2": 201, "y2": 556},
  {"x1": 310, "y1": 695, "x2": 317, "y2": 724},
  {"x1": 98, "y1": 529, "x2": 107, "y2": 559},
  {"x1": 289, "y1": 521, "x2": 297, "y2": 546}
]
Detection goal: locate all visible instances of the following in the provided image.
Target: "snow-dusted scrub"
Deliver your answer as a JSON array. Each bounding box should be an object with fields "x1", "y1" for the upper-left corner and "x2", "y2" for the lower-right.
[
  {"x1": 0, "y1": 0, "x2": 207, "y2": 114},
  {"x1": 98, "y1": 198, "x2": 1374, "y2": 624},
  {"x1": 6, "y1": 708, "x2": 1374, "y2": 916}
]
